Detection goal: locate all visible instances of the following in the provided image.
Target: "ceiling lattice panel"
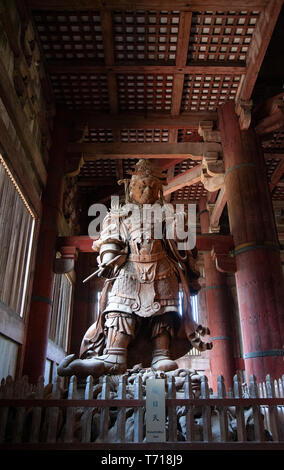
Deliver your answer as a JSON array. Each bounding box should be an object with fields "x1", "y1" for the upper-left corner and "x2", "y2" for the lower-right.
[
  {"x1": 265, "y1": 157, "x2": 281, "y2": 180},
  {"x1": 189, "y1": 10, "x2": 260, "y2": 63},
  {"x1": 113, "y1": 10, "x2": 180, "y2": 63},
  {"x1": 117, "y1": 73, "x2": 174, "y2": 111},
  {"x1": 120, "y1": 128, "x2": 169, "y2": 143},
  {"x1": 181, "y1": 73, "x2": 241, "y2": 112},
  {"x1": 83, "y1": 129, "x2": 114, "y2": 143},
  {"x1": 50, "y1": 72, "x2": 109, "y2": 110},
  {"x1": 79, "y1": 159, "x2": 117, "y2": 178},
  {"x1": 174, "y1": 159, "x2": 200, "y2": 176},
  {"x1": 34, "y1": 11, "x2": 104, "y2": 61},
  {"x1": 272, "y1": 185, "x2": 284, "y2": 201},
  {"x1": 172, "y1": 182, "x2": 207, "y2": 201},
  {"x1": 31, "y1": 5, "x2": 283, "y2": 202},
  {"x1": 262, "y1": 130, "x2": 284, "y2": 151}
]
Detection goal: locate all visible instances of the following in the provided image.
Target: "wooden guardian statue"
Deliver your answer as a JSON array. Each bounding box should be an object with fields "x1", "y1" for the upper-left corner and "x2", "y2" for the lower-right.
[{"x1": 58, "y1": 159, "x2": 212, "y2": 378}]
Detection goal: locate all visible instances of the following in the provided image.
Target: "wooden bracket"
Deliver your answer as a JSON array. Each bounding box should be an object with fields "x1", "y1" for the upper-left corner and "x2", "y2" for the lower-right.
[
  {"x1": 54, "y1": 246, "x2": 77, "y2": 274},
  {"x1": 211, "y1": 243, "x2": 236, "y2": 273},
  {"x1": 198, "y1": 121, "x2": 221, "y2": 142},
  {"x1": 235, "y1": 99, "x2": 253, "y2": 130},
  {"x1": 201, "y1": 151, "x2": 225, "y2": 192}
]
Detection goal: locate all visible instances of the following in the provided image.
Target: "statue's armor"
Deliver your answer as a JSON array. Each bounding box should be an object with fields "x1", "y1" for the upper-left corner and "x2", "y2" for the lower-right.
[{"x1": 97, "y1": 204, "x2": 179, "y2": 319}]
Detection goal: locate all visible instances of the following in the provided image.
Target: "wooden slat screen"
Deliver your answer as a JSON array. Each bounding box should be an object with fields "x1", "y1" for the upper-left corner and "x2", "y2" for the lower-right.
[
  {"x1": 49, "y1": 273, "x2": 72, "y2": 351},
  {"x1": 0, "y1": 157, "x2": 35, "y2": 317}
]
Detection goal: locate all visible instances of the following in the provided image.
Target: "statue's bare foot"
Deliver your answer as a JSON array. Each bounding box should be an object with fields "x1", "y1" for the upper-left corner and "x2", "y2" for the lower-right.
[
  {"x1": 57, "y1": 354, "x2": 105, "y2": 378},
  {"x1": 151, "y1": 349, "x2": 178, "y2": 372},
  {"x1": 57, "y1": 351, "x2": 127, "y2": 378}
]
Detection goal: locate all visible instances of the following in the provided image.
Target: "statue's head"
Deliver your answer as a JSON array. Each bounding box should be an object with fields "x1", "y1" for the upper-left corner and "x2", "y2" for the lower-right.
[{"x1": 119, "y1": 159, "x2": 167, "y2": 204}]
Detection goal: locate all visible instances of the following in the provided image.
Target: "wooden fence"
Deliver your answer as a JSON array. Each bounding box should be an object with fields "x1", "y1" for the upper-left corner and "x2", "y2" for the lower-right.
[{"x1": 0, "y1": 373, "x2": 283, "y2": 450}]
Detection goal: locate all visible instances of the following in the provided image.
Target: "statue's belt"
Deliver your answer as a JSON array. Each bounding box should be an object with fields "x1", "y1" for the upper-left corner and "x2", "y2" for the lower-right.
[{"x1": 128, "y1": 252, "x2": 165, "y2": 262}]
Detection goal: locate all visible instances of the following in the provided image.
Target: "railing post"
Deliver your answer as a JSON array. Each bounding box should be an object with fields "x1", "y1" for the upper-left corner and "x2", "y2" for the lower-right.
[
  {"x1": 81, "y1": 375, "x2": 94, "y2": 443},
  {"x1": 99, "y1": 376, "x2": 110, "y2": 442},
  {"x1": 0, "y1": 376, "x2": 13, "y2": 443},
  {"x1": 249, "y1": 375, "x2": 265, "y2": 442},
  {"x1": 133, "y1": 374, "x2": 143, "y2": 443},
  {"x1": 117, "y1": 374, "x2": 127, "y2": 442},
  {"x1": 233, "y1": 372, "x2": 247, "y2": 441},
  {"x1": 47, "y1": 375, "x2": 62, "y2": 443},
  {"x1": 217, "y1": 375, "x2": 229, "y2": 441},
  {"x1": 266, "y1": 374, "x2": 280, "y2": 441},
  {"x1": 201, "y1": 375, "x2": 212, "y2": 442},
  {"x1": 30, "y1": 375, "x2": 44, "y2": 443},
  {"x1": 167, "y1": 376, "x2": 177, "y2": 442},
  {"x1": 184, "y1": 374, "x2": 194, "y2": 442},
  {"x1": 64, "y1": 375, "x2": 77, "y2": 443}
]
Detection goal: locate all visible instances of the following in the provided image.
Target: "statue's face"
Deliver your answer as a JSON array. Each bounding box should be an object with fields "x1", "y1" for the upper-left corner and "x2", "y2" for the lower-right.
[{"x1": 130, "y1": 176, "x2": 160, "y2": 204}]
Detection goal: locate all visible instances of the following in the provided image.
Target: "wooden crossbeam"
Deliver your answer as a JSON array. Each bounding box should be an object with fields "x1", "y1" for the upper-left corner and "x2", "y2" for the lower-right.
[
  {"x1": 269, "y1": 160, "x2": 284, "y2": 192},
  {"x1": 57, "y1": 233, "x2": 234, "y2": 253},
  {"x1": 170, "y1": 12, "x2": 192, "y2": 119},
  {"x1": 28, "y1": 0, "x2": 268, "y2": 11},
  {"x1": 237, "y1": 0, "x2": 283, "y2": 102},
  {"x1": 71, "y1": 112, "x2": 218, "y2": 130},
  {"x1": 100, "y1": 10, "x2": 119, "y2": 115},
  {"x1": 255, "y1": 111, "x2": 284, "y2": 135},
  {"x1": 210, "y1": 186, "x2": 227, "y2": 230},
  {"x1": 77, "y1": 177, "x2": 117, "y2": 187},
  {"x1": 48, "y1": 63, "x2": 246, "y2": 75},
  {"x1": 67, "y1": 142, "x2": 222, "y2": 159},
  {"x1": 163, "y1": 164, "x2": 202, "y2": 196}
]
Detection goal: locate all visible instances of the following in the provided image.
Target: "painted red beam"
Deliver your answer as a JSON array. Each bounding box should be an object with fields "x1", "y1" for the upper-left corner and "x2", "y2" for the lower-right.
[{"x1": 57, "y1": 234, "x2": 235, "y2": 253}]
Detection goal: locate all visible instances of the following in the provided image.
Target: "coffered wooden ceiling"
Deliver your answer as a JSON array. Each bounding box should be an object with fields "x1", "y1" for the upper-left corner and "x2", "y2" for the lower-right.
[{"x1": 28, "y1": 0, "x2": 284, "y2": 205}]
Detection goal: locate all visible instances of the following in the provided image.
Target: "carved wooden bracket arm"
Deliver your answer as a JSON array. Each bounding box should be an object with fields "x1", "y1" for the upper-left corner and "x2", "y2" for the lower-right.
[
  {"x1": 54, "y1": 245, "x2": 77, "y2": 274},
  {"x1": 211, "y1": 243, "x2": 236, "y2": 274}
]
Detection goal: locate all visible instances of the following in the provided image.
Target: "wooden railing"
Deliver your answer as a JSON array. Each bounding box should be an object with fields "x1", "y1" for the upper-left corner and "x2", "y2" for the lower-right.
[{"x1": 0, "y1": 373, "x2": 283, "y2": 450}]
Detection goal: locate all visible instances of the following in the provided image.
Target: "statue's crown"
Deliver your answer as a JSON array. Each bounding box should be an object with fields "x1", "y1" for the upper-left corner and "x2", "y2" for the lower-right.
[{"x1": 127, "y1": 159, "x2": 167, "y2": 183}]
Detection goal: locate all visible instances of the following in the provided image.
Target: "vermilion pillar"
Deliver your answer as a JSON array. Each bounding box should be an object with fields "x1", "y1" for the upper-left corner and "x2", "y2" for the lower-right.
[
  {"x1": 218, "y1": 101, "x2": 284, "y2": 382},
  {"x1": 22, "y1": 113, "x2": 68, "y2": 382},
  {"x1": 199, "y1": 197, "x2": 235, "y2": 391}
]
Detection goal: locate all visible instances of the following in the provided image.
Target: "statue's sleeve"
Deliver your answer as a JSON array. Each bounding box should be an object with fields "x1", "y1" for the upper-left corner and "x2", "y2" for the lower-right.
[
  {"x1": 92, "y1": 210, "x2": 128, "y2": 276},
  {"x1": 92, "y1": 210, "x2": 128, "y2": 251}
]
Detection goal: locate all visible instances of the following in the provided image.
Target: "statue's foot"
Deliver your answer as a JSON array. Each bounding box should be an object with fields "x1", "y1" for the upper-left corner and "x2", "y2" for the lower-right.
[
  {"x1": 57, "y1": 351, "x2": 127, "y2": 378},
  {"x1": 151, "y1": 349, "x2": 178, "y2": 372},
  {"x1": 57, "y1": 354, "x2": 105, "y2": 378}
]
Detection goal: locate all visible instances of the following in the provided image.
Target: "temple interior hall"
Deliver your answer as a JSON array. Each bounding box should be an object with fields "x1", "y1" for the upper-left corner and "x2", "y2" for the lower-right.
[{"x1": 0, "y1": 0, "x2": 283, "y2": 398}]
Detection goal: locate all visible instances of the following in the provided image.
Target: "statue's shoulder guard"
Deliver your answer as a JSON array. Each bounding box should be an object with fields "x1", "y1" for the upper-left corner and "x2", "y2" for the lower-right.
[{"x1": 92, "y1": 203, "x2": 129, "y2": 251}]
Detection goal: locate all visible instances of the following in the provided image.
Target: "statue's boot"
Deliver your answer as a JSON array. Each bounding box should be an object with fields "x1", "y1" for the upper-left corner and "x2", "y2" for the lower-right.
[{"x1": 151, "y1": 332, "x2": 178, "y2": 372}]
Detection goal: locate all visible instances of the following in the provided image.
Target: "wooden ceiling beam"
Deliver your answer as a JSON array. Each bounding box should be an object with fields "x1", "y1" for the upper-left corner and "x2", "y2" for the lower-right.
[
  {"x1": 237, "y1": 0, "x2": 283, "y2": 102},
  {"x1": 170, "y1": 12, "x2": 192, "y2": 119},
  {"x1": 77, "y1": 177, "x2": 117, "y2": 187},
  {"x1": 28, "y1": 0, "x2": 267, "y2": 11},
  {"x1": 100, "y1": 10, "x2": 119, "y2": 115},
  {"x1": 269, "y1": 160, "x2": 284, "y2": 192},
  {"x1": 67, "y1": 142, "x2": 222, "y2": 159},
  {"x1": 48, "y1": 63, "x2": 246, "y2": 75},
  {"x1": 57, "y1": 233, "x2": 235, "y2": 254},
  {"x1": 163, "y1": 164, "x2": 202, "y2": 196},
  {"x1": 71, "y1": 112, "x2": 218, "y2": 129}
]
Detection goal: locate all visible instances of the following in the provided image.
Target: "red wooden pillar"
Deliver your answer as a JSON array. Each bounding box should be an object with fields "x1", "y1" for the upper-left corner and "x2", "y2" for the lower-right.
[
  {"x1": 218, "y1": 101, "x2": 284, "y2": 382},
  {"x1": 22, "y1": 113, "x2": 69, "y2": 383},
  {"x1": 199, "y1": 197, "x2": 235, "y2": 391},
  {"x1": 69, "y1": 253, "x2": 91, "y2": 357}
]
